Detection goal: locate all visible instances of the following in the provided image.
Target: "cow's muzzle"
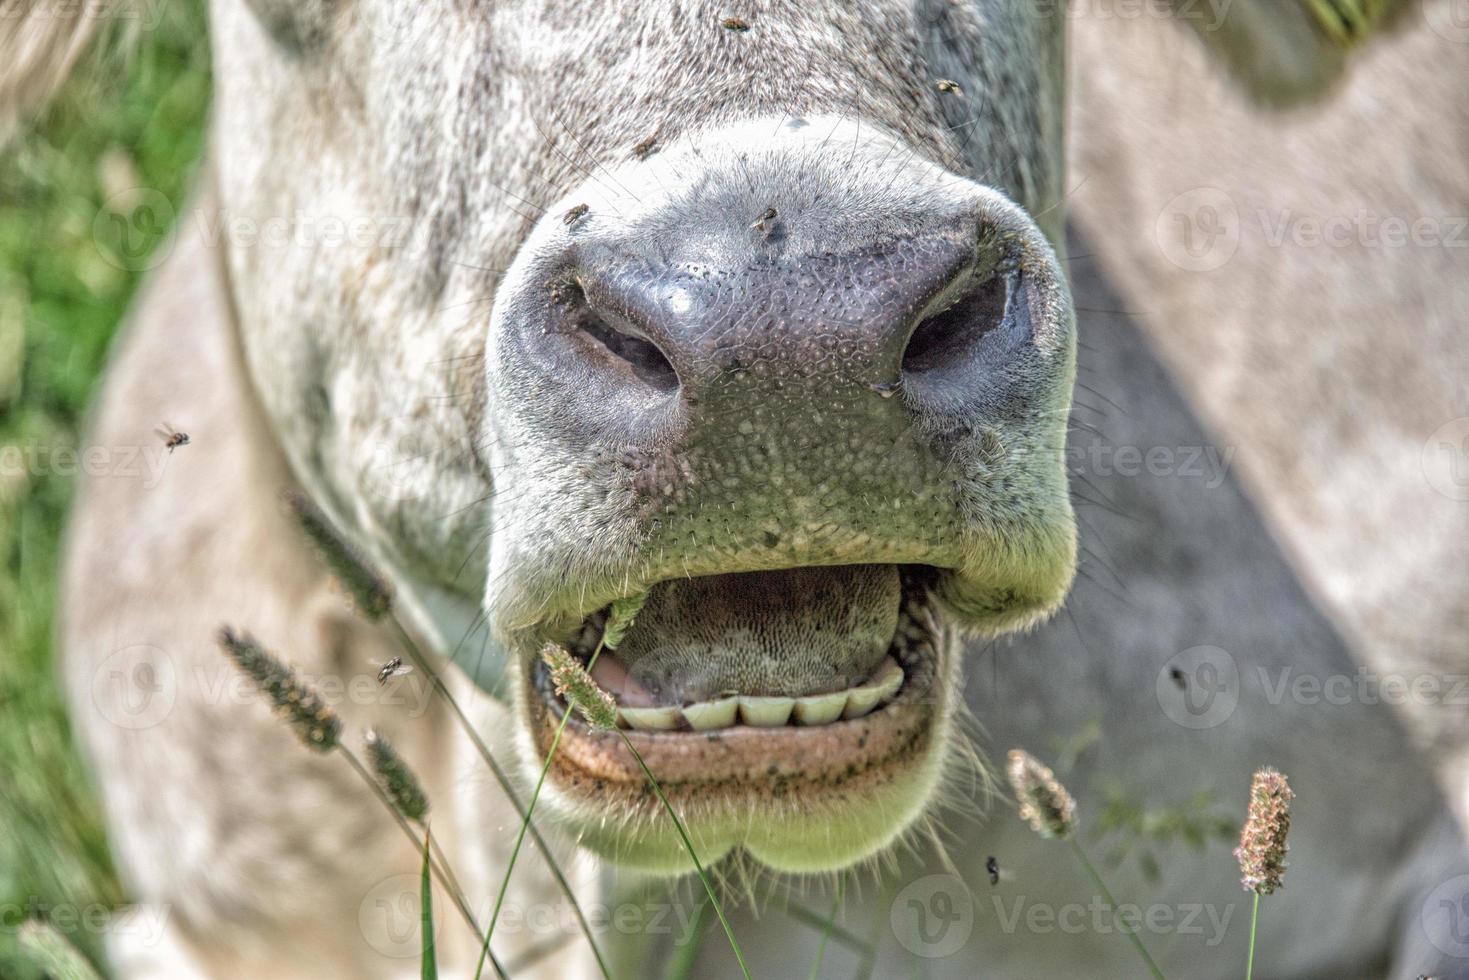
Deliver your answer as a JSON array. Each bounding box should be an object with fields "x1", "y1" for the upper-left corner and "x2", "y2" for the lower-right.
[{"x1": 483, "y1": 116, "x2": 1076, "y2": 871}]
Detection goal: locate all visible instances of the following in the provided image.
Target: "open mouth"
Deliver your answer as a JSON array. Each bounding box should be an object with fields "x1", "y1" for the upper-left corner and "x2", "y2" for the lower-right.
[
  {"x1": 519, "y1": 564, "x2": 952, "y2": 870},
  {"x1": 533, "y1": 564, "x2": 941, "y2": 734}
]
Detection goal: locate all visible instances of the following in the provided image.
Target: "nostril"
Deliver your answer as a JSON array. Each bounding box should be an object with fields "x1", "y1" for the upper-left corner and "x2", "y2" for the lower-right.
[
  {"x1": 900, "y1": 270, "x2": 1011, "y2": 378},
  {"x1": 555, "y1": 282, "x2": 679, "y2": 393}
]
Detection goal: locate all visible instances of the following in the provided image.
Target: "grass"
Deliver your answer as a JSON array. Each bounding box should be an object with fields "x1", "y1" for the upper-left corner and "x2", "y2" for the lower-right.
[
  {"x1": 0, "y1": 4, "x2": 210, "y2": 976},
  {"x1": 517, "y1": 637, "x2": 749, "y2": 980}
]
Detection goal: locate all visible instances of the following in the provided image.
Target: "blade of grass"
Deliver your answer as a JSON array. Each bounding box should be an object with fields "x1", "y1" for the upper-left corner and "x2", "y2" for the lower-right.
[
  {"x1": 421, "y1": 828, "x2": 438, "y2": 980},
  {"x1": 1244, "y1": 891, "x2": 1259, "y2": 980},
  {"x1": 665, "y1": 892, "x2": 713, "y2": 980},
  {"x1": 1069, "y1": 838, "x2": 1166, "y2": 980},
  {"x1": 339, "y1": 747, "x2": 507, "y2": 980},
  {"x1": 618, "y1": 730, "x2": 750, "y2": 980},
  {"x1": 784, "y1": 900, "x2": 871, "y2": 958},
  {"x1": 805, "y1": 886, "x2": 843, "y2": 980},
  {"x1": 503, "y1": 933, "x2": 577, "y2": 974},
  {"x1": 285, "y1": 491, "x2": 609, "y2": 978},
  {"x1": 854, "y1": 880, "x2": 893, "y2": 980},
  {"x1": 475, "y1": 640, "x2": 609, "y2": 980},
  {"x1": 389, "y1": 617, "x2": 612, "y2": 980},
  {"x1": 524, "y1": 631, "x2": 747, "y2": 980}
]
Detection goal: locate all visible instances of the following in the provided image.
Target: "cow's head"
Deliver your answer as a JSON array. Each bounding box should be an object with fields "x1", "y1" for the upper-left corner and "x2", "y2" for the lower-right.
[
  {"x1": 3, "y1": 0, "x2": 1388, "y2": 872},
  {"x1": 196, "y1": 0, "x2": 1079, "y2": 872}
]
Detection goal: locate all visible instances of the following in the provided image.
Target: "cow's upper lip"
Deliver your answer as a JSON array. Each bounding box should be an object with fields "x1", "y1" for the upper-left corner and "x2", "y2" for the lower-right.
[{"x1": 521, "y1": 565, "x2": 943, "y2": 785}]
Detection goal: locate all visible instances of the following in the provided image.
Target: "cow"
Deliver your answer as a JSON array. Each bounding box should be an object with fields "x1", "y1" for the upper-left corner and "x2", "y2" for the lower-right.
[{"x1": 3, "y1": 0, "x2": 1465, "y2": 975}]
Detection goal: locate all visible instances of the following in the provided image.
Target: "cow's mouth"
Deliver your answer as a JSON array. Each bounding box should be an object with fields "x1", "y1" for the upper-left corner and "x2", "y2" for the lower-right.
[{"x1": 519, "y1": 564, "x2": 953, "y2": 872}]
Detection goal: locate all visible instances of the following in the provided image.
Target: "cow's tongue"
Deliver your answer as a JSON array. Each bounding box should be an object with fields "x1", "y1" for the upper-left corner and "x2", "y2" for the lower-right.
[{"x1": 605, "y1": 565, "x2": 900, "y2": 706}]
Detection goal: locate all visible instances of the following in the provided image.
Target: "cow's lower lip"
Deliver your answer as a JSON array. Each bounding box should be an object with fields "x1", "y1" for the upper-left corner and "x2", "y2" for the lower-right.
[{"x1": 519, "y1": 570, "x2": 944, "y2": 835}]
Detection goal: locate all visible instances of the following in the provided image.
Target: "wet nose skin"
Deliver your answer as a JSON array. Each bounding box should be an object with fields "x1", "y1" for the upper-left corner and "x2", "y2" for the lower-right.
[
  {"x1": 494, "y1": 189, "x2": 1065, "y2": 563},
  {"x1": 515, "y1": 208, "x2": 1036, "y2": 454},
  {"x1": 484, "y1": 116, "x2": 1076, "y2": 641},
  {"x1": 573, "y1": 225, "x2": 978, "y2": 397}
]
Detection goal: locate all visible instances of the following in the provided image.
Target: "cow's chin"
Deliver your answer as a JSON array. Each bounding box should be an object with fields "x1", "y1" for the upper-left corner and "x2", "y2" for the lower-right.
[{"x1": 513, "y1": 566, "x2": 956, "y2": 874}]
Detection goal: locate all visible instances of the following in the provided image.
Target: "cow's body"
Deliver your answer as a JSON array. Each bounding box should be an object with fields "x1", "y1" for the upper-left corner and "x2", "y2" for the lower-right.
[{"x1": 33, "y1": 0, "x2": 1469, "y2": 976}]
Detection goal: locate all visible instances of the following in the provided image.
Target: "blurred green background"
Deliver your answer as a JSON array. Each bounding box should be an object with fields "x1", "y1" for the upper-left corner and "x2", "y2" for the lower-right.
[{"x1": 0, "y1": 3, "x2": 209, "y2": 974}]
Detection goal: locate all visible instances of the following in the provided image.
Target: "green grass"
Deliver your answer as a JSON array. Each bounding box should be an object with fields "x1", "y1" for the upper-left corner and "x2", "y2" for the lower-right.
[{"x1": 0, "y1": 5, "x2": 210, "y2": 976}]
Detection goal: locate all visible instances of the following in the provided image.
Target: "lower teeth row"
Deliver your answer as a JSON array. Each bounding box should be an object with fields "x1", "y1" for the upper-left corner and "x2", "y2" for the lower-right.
[{"x1": 607, "y1": 656, "x2": 904, "y2": 732}]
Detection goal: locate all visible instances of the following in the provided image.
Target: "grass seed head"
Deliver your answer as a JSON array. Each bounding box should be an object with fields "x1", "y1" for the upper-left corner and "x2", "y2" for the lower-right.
[
  {"x1": 1235, "y1": 767, "x2": 1293, "y2": 895},
  {"x1": 602, "y1": 592, "x2": 647, "y2": 651},
  {"x1": 218, "y1": 627, "x2": 341, "y2": 751},
  {"x1": 364, "y1": 729, "x2": 430, "y2": 822},
  {"x1": 1007, "y1": 749, "x2": 1077, "y2": 840},
  {"x1": 281, "y1": 490, "x2": 393, "y2": 620},
  {"x1": 541, "y1": 643, "x2": 618, "y2": 730}
]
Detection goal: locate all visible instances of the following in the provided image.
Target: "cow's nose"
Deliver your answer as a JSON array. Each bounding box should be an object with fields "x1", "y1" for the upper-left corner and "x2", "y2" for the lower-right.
[{"x1": 503, "y1": 206, "x2": 1039, "y2": 431}]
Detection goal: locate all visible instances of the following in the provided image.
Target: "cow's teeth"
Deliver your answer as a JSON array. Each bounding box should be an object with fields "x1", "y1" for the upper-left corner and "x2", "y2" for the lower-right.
[
  {"x1": 842, "y1": 687, "x2": 883, "y2": 719},
  {"x1": 682, "y1": 696, "x2": 739, "y2": 731},
  {"x1": 618, "y1": 705, "x2": 682, "y2": 731},
  {"x1": 843, "y1": 657, "x2": 904, "y2": 720},
  {"x1": 580, "y1": 657, "x2": 906, "y2": 731},
  {"x1": 793, "y1": 690, "x2": 849, "y2": 725},
  {"x1": 874, "y1": 658, "x2": 904, "y2": 701},
  {"x1": 739, "y1": 696, "x2": 795, "y2": 727}
]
